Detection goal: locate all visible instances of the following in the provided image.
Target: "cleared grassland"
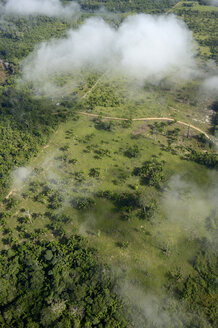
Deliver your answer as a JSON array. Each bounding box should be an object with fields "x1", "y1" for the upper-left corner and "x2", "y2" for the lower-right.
[{"x1": 1, "y1": 112, "x2": 216, "y2": 294}]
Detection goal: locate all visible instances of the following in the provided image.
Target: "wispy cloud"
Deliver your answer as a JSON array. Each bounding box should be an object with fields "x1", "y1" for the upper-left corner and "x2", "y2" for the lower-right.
[
  {"x1": 20, "y1": 14, "x2": 197, "y2": 95},
  {"x1": 2, "y1": 0, "x2": 80, "y2": 17}
]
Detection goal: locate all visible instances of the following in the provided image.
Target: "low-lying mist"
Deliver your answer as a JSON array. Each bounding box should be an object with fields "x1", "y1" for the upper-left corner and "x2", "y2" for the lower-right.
[
  {"x1": 207, "y1": 0, "x2": 218, "y2": 6},
  {"x1": 161, "y1": 174, "x2": 218, "y2": 251},
  {"x1": 201, "y1": 75, "x2": 218, "y2": 97},
  {"x1": 19, "y1": 14, "x2": 197, "y2": 95}
]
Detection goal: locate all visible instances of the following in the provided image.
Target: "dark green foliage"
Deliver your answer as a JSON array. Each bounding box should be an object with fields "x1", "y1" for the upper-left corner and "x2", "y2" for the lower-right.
[
  {"x1": 81, "y1": 133, "x2": 95, "y2": 144},
  {"x1": 166, "y1": 128, "x2": 180, "y2": 144},
  {"x1": 0, "y1": 13, "x2": 81, "y2": 199},
  {"x1": 133, "y1": 160, "x2": 165, "y2": 187},
  {"x1": 186, "y1": 148, "x2": 218, "y2": 168},
  {"x1": 0, "y1": 237, "x2": 128, "y2": 327},
  {"x1": 211, "y1": 101, "x2": 218, "y2": 137},
  {"x1": 124, "y1": 145, "x2": 140, "y2": 158},
  {"x1": 48, "y1": 192, "x2": 64, "y2": 210},
  {"x1": 150, "y1": 121, "x2": 168, "y2": 135},
  {"x1": 169, "y1": 244, "x2": 218, "y2": 326},
  {"x1": 73, "y1": 171, "x2": 86, "y2": 183},
  {"x1": 60, "y1": 144, "x2": 70, "y2": 152},
  {"x1": 4, "y1": 196, "x2": 19, "y2": 210},
  {"x1": 97, "y1": 190, "x2": 140, "y2": 214},
  {"x1": 65, "y1": 128, "x2": 74, "y2": 139},
  {"x1": 173, "y1": 2, "x2": 218, "y2": 62},
  {"x1": 78, "y1": 0, "x2": 176, "y2": 13},
  {"x1": 96, "y1": 190, "x2": 114, "y2": 200},
  {"x1": 34, "y1": 187, "x2": 63, "y2": 209},
  {"x1": 86, "y1": 84, "x2": 123, "y2": 108},
  {"x1": 53, "y1": 214, "x2": 72, "y2": 224},
  {"x1": 0, "y1": 15, "x2": 70, "y2": 67},
  {"x1": 94, "y1": 147, "x2": 111, "y2": 159},
  {"x1": 0, "y1": 88, "x2": 74, "y2": 198},
  {"x1": 195, "y1": 133, "x2": 209, "y2": 146},
  {"x1": 211, "y1": 101, "x2": 218, "y2": 113},
  {"x1": 94, "y1": 118, "x2": 113, "y2": 131},
  {"x1": 116, "y1": 241, "x2": 129, "y2": 249},
  {"x1": 139, "y1": 199, "x2": 158, "y2": 220},
  {"x1": 71, "y1": 197, "x2": 96, "y2": 210},
  {"x1": 96, "y1": 189, "x2": 159, "y2": 221},
  {"x1": 111, "y1": 167, "x2": 130, "y2": 183},
  {"x1": 122, "y1": 119, "x2": 132, "y2": 129},
  {"x1": 68, "y1": 158, "x2": 78, "y2": 165},
  {"x1": 112, "y1": 192, "x2": 139, "y2": 212},
  {"x1": 89, "y1": 168, "x2": 100, "y2": 178}
]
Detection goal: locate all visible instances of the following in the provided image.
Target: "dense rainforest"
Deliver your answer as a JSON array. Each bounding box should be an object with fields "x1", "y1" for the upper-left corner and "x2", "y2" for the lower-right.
[{"x1": 0, "y1": 236, "x2": 128, "y2": 327}]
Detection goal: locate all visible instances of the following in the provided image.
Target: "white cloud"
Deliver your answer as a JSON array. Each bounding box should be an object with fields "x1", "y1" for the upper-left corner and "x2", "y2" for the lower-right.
[
  {"x1": 12, "y1": 167, "x2": 33, "y2": 189},
  {"x1": 207, "y1": 0, "x2": 218, "y2": 6},
  {"x1": 161, "y1": 174, "x2": 218, "y2": 249},
  {"x1": 202, "y1": 75, "x2": 218, "y2": 96},
  {"x1": 3, "y1": 0, "x2": 80, "y2": 17},
  {"x1": 20, "y1": 14, "x2": 197, "y2": 93}
]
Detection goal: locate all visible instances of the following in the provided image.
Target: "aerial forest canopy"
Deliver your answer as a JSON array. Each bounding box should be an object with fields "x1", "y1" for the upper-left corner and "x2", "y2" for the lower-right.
[
  {"x1": 0, "y1": 1, "x2": 217, "y2": 327},
  {"x1": 0, "y1": 236, "x2": 128, "y2": 327},
  {"x1": 77, "y1": 0, "x2": 177, "y2": 13}
]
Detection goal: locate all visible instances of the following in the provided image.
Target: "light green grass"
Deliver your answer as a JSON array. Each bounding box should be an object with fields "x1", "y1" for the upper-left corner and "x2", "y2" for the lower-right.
[{"x1": 1, "y1": 113, "x2": 216, "y2": 297}]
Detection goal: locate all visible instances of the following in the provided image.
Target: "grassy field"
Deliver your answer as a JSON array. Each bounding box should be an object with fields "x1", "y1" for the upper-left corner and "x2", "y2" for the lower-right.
[{"x1": 1, "y1": 109, "x2": 216, "y2": 291}]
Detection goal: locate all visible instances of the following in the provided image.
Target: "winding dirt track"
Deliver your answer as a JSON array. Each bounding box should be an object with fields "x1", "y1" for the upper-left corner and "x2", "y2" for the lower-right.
[
  {"x1": 3, "y1": 111, "x2": 212, "y2": 201},
  {"x1": 79, "y1": 65, "x2": 212, "y2": 140},
  {"x1": 79, "y1": 111, "x2": 211, "y2": 140}
]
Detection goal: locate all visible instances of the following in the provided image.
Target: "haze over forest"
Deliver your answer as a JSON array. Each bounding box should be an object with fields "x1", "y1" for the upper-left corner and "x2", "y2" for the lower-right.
[{"x1": 0, "y1": 1, "x2": 217, "y2": 327}]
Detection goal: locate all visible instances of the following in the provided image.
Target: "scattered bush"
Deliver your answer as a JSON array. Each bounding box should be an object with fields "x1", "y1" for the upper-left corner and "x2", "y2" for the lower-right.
[
  {"x1": 133, "y1": 160, "x2": 165, "y2": 187},
  {"x1": 124, "y1": 145, "x2": 140, "y2": 158},
  {"x1": 71, "y1": 197, "x2": 96, "y2": 210},
  {"x1": 89, "y1": 168, "x2": 100, "y2": 178}
]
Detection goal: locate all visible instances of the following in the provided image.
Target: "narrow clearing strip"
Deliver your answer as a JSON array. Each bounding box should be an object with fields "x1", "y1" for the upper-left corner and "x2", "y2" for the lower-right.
[{"x1": 82, "y1": 72, "x2": 107, "y2": 99}]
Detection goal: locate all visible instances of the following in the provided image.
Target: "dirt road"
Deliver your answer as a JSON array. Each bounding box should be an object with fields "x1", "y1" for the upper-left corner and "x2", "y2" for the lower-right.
[{"x1": 79, "y1": 111, "x2": 211, "y2": 140}]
